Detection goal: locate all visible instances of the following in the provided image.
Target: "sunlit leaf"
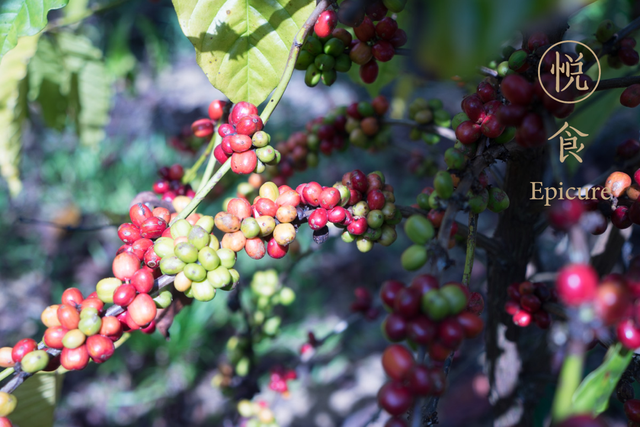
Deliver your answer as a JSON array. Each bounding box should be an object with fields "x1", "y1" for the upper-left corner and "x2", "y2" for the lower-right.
[{"x1": 8, "y1": 372, "x2": 63, "y2": 427}]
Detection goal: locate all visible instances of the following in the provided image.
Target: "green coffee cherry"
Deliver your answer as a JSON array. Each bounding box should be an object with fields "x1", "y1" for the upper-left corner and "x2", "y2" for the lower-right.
[
  {"x1": 160, "y1": 256, "x2": 186, "y2": 275},
  {"x1": 357, "y1": 101, "x2": 375, "y2": 117},
  {"x1": 307, "y1": 152, "x2": 319, "y2": 167},
  {"x1": 254, "y1": 159, "x2": 266, "y2": 174},
  {"x1": 241, "y1": 217, "x2": 261, "y2": 239},
  {"x1": 497, "y1": 61, "x2": 510, "y2": 77},
  {"x1": 356, "y1": 236, "x2": 374, "y2": 252},
  {"x1": 198, "y1": 247, "x2": 221, "y2": 271},
  {"x1": 401, "y1": 245, "x2": 428, "y2": 271},
  {"x1": 307, "y1": 134, "x2": 320, "y2": 150},
  {"x1": 0, "y1": 392, "x2": 17, "y2": 417},
  {"x1": 468, "y1": 188, "x2": 489, "y2": 214},
  {"x1": 350, "y1": 128, "x2": 367, "y2": 147},
  {"x1": 488, "y1": 187, "x2": 510, "y2": 213},
  {"x1": 188, "y1": 226, "x2": 210, "y2": 250},
  {"x1": 154, "y1": 290, "x2": 173, "y2": 308},
  {"x1": 422, "y1": 290, "x2": 450, "y2": 321},
  {"x1": 314, "y1": 54, "x2": 335, "y2": 71},
  {"x1": 353, "y1": 201, "x2": 370, "y2": 217},
  {"x1": 175, "y1": 242, "x2": 199, "y2": 263},
  {"x1": 78, "y1": 315, "x2": 102, "y2": 336},
  {"x1": 378, "y1": 225, "x2": 397, "y2": 246},
  {"x1": 184, "y1": 285, "x2": 194, "y2": 298},
  {"x1": 322, "y1": 69, "x2": 337, "y2": 86},
  {"x1": 428, "y1": 191, "x2": 440, "y2": 209},
  {"x1": 304, "y1": 36, "x2": 323, "y2": 56},
  {"x1": 335, "y1": 54, "x2": 352, "y2": 72},
  {"x1": 236, "y1": 357, "x2": 250, "y2": 377},
  {"x1": 364, "y1": 226, "x2": 383, "y2": 241},
  {"x1": 341, "y1": 230, "x2": 356, "y2": 243},
  {"x1": 295, "y1": 50, "x2": 315, "y2": 70},
  {"x1": 596, "y1": 19, "x2": 616, "y2": 43},
  {"x1": 170, "y1": 219, "x2": 192, "y2": 239},
  {"x1": 192, "y1": 280, "x2": 216, "y2": 302},
  {"x1": 154, "y1": 237, "x2": 176, "y2": 258},
  {"x1": 451, "y1": 112, "x2": 469, "y2": 130},
  {"x1": 20, "y1": 350, "x2": 49, "y2": 374},
  {"x1": 434, "y1": 171, "x2": 454, "y2": 199},
  {"x1": 196, "y1": 215, "x2": 214, "y2": 233},
  {"x1": 495, "y1": 126, "x2": 516, "y2": 144},
  {"x1": 305, "y1": 64, "x2": 321, "y2": 87},
  {"x1": 279, "y1": 287, "x2": 296, "y2": 305},
  {"x1": 414, "y1": 109, "x2": 433, "y2": 124},
  {"x1": 428, "y1": 98, "x2": 443, "y2": 110},
  {"x1": 386, "y1": 208, "x2": 403, "y2": 226},
  {"x1": 367, "y1": 210, "x2": 384, "y2": 229},
  {"x1": 252, "y1": 130, "x2": 271, "y2": 148},
  {"x1": 333, "y1": 183, "x2": 351, "y2": 206},
  {"x1": 63, "y1": 329, "x2": 86, "y2": 349},
  {"x1": 324, "y1": 38, "x2": 345, "y2": 56},
  {"x1": 184, "y1": 263, "x2": 207, "y2": 282},
  {"x1": 208, "y1": 266, "x2": 231, "y2": 288},
  {"x1": 508, "y1": 49, "x2": 527, "y2": 70},
  {"x1": 381, "y1": 202, "x2": 397, "y2": 221},
  {"x1": 217, "y1": 248, "x2": 236, "y2": 268},
  {"x1": 266, "y1": 150, "x2": 281, "y2": 166},
  {"x1": 256, "y1": 146, "x2": 276, "y2": 163},
  {"x1": 382, "y1": 0, "x2": 407, "y2": 12},
  {"x1": 433, "y1": 109, "x2": 451, "y2": 127},
  {"x1": 422, "y1": 133, "x2": 440, "y2": 146},
  {"x1": 416, "y1": 193, "x2": 430, "y2": 210},
  {"x1": 440, "y1": 284, "x2": 468, "y2": 314},
  {"x1": 444, "y1": 148, "x2": 466, "y2": 170},
  {"x1": 263, "y1": 316, "x2": 281, "y2": 336},
  {"x1": 80, "y1": 307, "x2": 99, "y2": 319},
  {"x1": 404, "y1": 215, "x2": 435, "y2": 245},
  {"x1": 227, "y1": 268, "x2": 240, "y2": 288},
  {"x1": 96, "y1": 278, "x2": 121, "y2": 303}
]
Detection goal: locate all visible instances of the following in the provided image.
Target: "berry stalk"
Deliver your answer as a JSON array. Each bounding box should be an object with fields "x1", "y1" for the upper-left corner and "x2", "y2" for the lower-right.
[
  {"x1": 462, "y1": 213, "x2": 478, "y2": 286},
  {"x1": 182, "y1": 132, "x2": 221, "y2": 185}
]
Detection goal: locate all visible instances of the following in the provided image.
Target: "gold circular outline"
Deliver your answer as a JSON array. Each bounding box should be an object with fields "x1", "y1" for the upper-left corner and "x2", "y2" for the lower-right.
[{"x1": 537, "y1": 40, "x2": 601, "y2": 104}]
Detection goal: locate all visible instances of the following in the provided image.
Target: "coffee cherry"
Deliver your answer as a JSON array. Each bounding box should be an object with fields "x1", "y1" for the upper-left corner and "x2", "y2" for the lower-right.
[
  {"x1": 621, "y1": 84, "x2": 640, "y2": 108},
  {"x1": 128, "y1": 293, "x2": 157, "y2": 327},
  {"x1": 618, "y1": 319, "x2": 640, "y2": 349},
  {"x1": 60, "y1": 345, "x2": 90, "y2": 371},
  {"x1": 131, "y1": 238, "x2": 154, "y2": 260},
  {"x1": 440, "y1": 284, "x2": 467, "y2": 314},
  {"x1": 406, "y1": 365, "x2": 432, "y2": 395},
  {"x1": 625, "y1": 399, "x2": 640, "y2": 422},
  {"x1": 383, "y1": 313, "x2": 408, "y2": 342},
  {"x1": 208, "y1": 100, "x2": 226, "y2": 121},
  {"x1": 380, "y1": 280, "x2": 405, "y2": 310},
  {"x1": 113, "y1": 252, "x2": 140, "y2": 281},
  {"x1": 372, "y1": 40, "x2": 395, "y2": 62},
  {"x1": 0, "y1": 393, "x2": 17, "y2": 417},
  {"x1": 404, "y1": 214, "x2": 434, "y2": 245},
  {"x1": 214, "y1": 144, "x2": 230, "y2": 164},
  {"x1": 375, "y1": 17, "x2": 398, "y2": 40},
  {"x1": 556, "y1": 263, "x2": 598, "y2": 306},
  {"x1": 487, "y1": 187, "x2": 510, "y2": 213},
  {"x1": 267, "y1": 237, "x2": 289, "y2": 259},
  {"x1": 78, "y1": 314, "x2": 102, "y2": 336},
  {"x1": 60, "y1": 288, "x2": 84, "y2": 309},
  {"x1": 421, "y1": 290, "x2": 450, "y2": 321},
  {"x1": 605, "y1": 171, "x2": 632, "y2": 197},
  {"x1": 360, "y1": 60, "x2": 379, "y2": 84},
  {"x1": 548, "y1": 199, "x2": 584, "y2": 231},
  {"x1": 455, "y1": 121, "x2": 481, "y2": 145},
  {"x1": 377, "y1": 381, "x2": 413, "y2": 416},
  {"x1": 235, "y1": 115, "x2": 263, "y2": 137},
  {"x1": 229, "y1": 102, "x2": 258, "y2": 126},
  {"x1": 244, "y1": 237, "x2": 267, "y2": 260},
  {"x1": 381, "y1": 344, "x2": 414, "y2": 381},
  {"x1": 407, "y1": 316, "x2": 436, "y2": 345},
  {"x1": 117, "y1": 223, "x2": 141, "y2": 244},
  {"x1": 191, "y1": 119, "x2": 214, "y2": 138},
  {"x1": 86, "y1": 334, "x2": 115, "y2": 363},
  {"x1": 0, "y1": 348, "x2": 14, "y2": 368},
  {"x1": 62, "y1": 329, "x2": 86, "y2": 349},
  {"x1": 434, "y1": 171, "x2": 454, "y2": 199},
  {"x1": 57, "y1": 304, "x2": 81, "y2": 330},
  {"x1": 231, "y1": 151, "x2": 258, "y2": 174},
  {"x1": 513, "y1": 310, "x2": 531, "y2": 326},
  {"x1": 354, "y1": 16, "x2": 375, "y2": 42},
  {"x1": 113, "y1": 283, "x2": 137, "y2": 307},
  {"x1": 347, "y1": 217, "x2": 368, "y2": 235},
  {"x1": 437, "y1": 318, "x2": 464, "y2": 349}
]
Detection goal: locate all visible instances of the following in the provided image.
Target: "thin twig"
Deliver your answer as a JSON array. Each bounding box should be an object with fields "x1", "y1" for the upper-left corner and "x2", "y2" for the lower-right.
[
  {"x1": 462, "y1": 213, "x2": 478, "y2": 286},
  {"x1": 595, "y1": 75, "x2": 640, "y2": 91}
]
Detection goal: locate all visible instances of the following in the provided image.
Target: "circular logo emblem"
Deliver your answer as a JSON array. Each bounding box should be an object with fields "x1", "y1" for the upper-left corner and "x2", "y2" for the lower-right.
[{"x1": 537, "y1": 40, "x2": 601, "y2": 104}]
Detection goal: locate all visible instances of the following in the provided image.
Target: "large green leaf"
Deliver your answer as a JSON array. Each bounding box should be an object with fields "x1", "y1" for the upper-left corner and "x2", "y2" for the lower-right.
[
  {"x1": 0, "y1": 0, "x2": 68, "y2": 63},
  {"x1": 8, "y1": 372, "x2": 63, "y2": 427},
  {"x1": 571, "y1": 343, "x2": 632, "y2": 416},
  {"x1": 172, "y1": 0, "x2": 315, "y2": 105},
  {"x1": 0, "y1": 34, "x2": 39, "y2": 196}
]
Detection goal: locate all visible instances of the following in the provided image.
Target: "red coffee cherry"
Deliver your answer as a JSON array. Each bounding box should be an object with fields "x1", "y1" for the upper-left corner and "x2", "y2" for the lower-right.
[
  {"x1": 455, "y1": 121, "x2": 481, "y2": 145},
  {"x1": 229, "y1": 102, "x2": 259, "y2": 126},
  {"x1": 619, "y1": 47, "x2": 640, "y2": 66},
  {"x1": 377, "y1": 381, "x2": 413, "y2": 416},
  {"x1": 372, "y1": 40, "x2": 395, "y2": 62},
  {"x1": 407, "y1": 316, "x2": 436, "y2": 345},
  {"x1": 606, "y1": 171, "x2": 632, "y2": 197},
  {"x1": 360, "y1": 60, "x2": 379, "y2": 84},
  {"x1": 409, "y1": 274, "x2": 439, "y2": 294},
  {"x1": 302, "y1": 182, "x2": 323, "y2": 206},
  {"x1": 527, "y1": 32, "x2": 549, "y2": 52},
  {"x1": 556, "y1": 263, "x2": 598, "y2": 306},
  {"x1": 314, "y1": 10, "x2": 338, "y2": 38},
  {"x1": 520, "y1": 294, "x2": 541, "y2": 313},
  {"x1": 513, "y1": 310, "x2": 531, "y2": 327},
  {"x1": 214, "y1": 144, "x2": 231, "y2": 164},
  {"x1": 380, "y1": 280, "x2": 405, "y2": 309},
  {"x1": 86, "y1": 335, "x2": 115, "y2": 364},
  {"x1": 501, "y1": 75, "x2": 534, "y2": 106},
  {"x1": 113, "y1": 252, "x2": 141, "y2": 281},
  {"x1": 235, "y1": 114, "x2": 263, "y2": 136},
  {"x1": 131, "y1": 238, "x2": 153, "y2": 260},
  {"x1": 229, "y1": 134, "x2": 253, "y2": 152},
  {"x1": 548, "y1": 199, "x2": 584, "y2": 231},
  {"x1": 394, "y1": 288, "x2": 421, "y2": 319},
  {"x1": 456, "y1": 312, "x2": 484, "y2": 338},
  {"x1": 381, "y1": 344, "x2": 414, "y2": 381},
  {"x1": 477, "y1": 80, "x2": 496, "y2": 102},
  {"x1": 143, "y1": 246, "x2": 161, "y2": 269},
  {"x1": 495, "y1": 104, "x2": 527, "y2": 126},
  {"x1": 515, "y1": 113, "x2": 546, "y2": 147},
  {"x1": 354, "y1": 16, "x2": 375, "y2": 42},
  {"x1": 612, "y1": 206, "x2": 633, "y2": 229},
  {"x1": 231, "y1": 151, "x2": 258, "y2": 174},
  {"x1": 365, "y1": 0, "x2": 387, "y2": 20},
  {"x1": 308, "y1": 208, "x2": 329, "y2": 230},
  {"x1": 328, "y1": 206, "x2": 347, "y2": 223},
  {"x1": 191, "y1": 119, "x2": 214, "y2": 138},
  {"x1": 99, "y1": 316, "x2": 123, "y2": 339},
  {"x1": 350, "y1": 170, "x2": 368, "y2": 193},
  {"x1": 618, "y1": 319, "x2": 640, "y2": 350},
  {"x1": 276, "y1": 190, "x2": 301, "y2": 207},
  {"x1": 208, "y1": 100, "x2": 226, "y2": 121},
  {"x1": 11, "y1": 338, "x2": 37, "y2": 362},
  {"x1": 218, "y1": 123, "x2": 236, "y2": 137},
  {"x1": 461, "y1": 93, "x2": 484, "y2": 123},
  {"x1": 44, "y1": 326, "x2": 68, "y2": 349},
  {"x1": 480, "y1": 115, "x2": 505, "y2": 138},
  {"x1": 533, "y1": 311, "x2": 551, "y2": 329},
  {"x1": 267, "y1": 237, "x2": 289, "y2": 259},
  {"x1": 57, "y1": 304, "x2": 81, "y2": 330},
  {"x1": 129, "y1": 203, "x2": 153, "y2": 227},
  {"x1": 347, "y1": 217, "x2": 368, "y2": 235},
  {"x1": 319, "y1": 188, "x2": 340, "y2": 209},
  {"x1": 375, "y1": 17, "x2": 398, "y2": 40},
  {"x1": 407, "y1": 365, "x2": 432, "y2": 395},
  {"x1": 624, "y1": 399, "x2": 640, "y2": 423},
  {"x1": 61, "y1": 288, "x2": 84, "y2": 308},
  {"x1": 113, "y1": 284, "x2": 137, "y2": 307},
  {"x1": 367, "y1": 190, "x2": 385, "y2": 210},
  {"x1": 383, "y1": 313, "x2": 408, "y2": 342},
  {"x1": 245, "y1": 237, "x2": 267, "y2": 260},
  {"x1": 437, "y1": 318, "x2": 464, "y2": 349},
  {"x1": 621, "y1": 84, "x2": 640, "y2": 108},
  {"x1": 117, "y1": 223, "x2": 142, "y2": 244},
  {"x1": 228, "y1": 198, "x2": 253, "y2": 220},
  {"x1": 60, "y1": 345, "x2": 90, "y2": 371},
  {"x1": 128, "y1": 294, "x2": 157, "y2": 327},
  {"x1": 140, "y1": 217, "x2": 168, "y2": 239}
]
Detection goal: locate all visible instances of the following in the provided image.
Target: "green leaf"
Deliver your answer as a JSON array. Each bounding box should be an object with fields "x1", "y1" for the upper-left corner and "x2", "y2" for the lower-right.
[
  {"x1": 0, "y1": 0, "x2": 68, "y2": 63},
  {"x1": 172, "y1": 0, "x2": 315, "y2": 105},
  {"x1": 0, "y1": 33, "x2": 39, "y2": 196},
  {"x1": 571, "y1": 343, "x2": 632, "y2": 416},
  {"x1": 8, "y1": 372, "x2": 63, "y2": 427},
  {"x1": 56, "y1": 32, "x2": 112, "y2": 147}
]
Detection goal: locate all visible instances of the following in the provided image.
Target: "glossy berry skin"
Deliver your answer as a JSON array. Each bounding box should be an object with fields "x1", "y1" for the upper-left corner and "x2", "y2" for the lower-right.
[
  {"x1": 513, "y1": 310, "x2": 531, "y2": 327},
  {"x1": 61, "y1": 288, "x2": 84, "y2": 307},
  {"x1": 44, "y1": 326, "x2": 68, "y2": 349},
  {"x1": 389, "y1": 29, "x2": 407, "y2": 48},
  {"x1": 129, "y1": 203, "x2": 153, "y2": 227},
  {"x1": 617, "y1": 319, "x2": 640, "y2": 349},
  {"x1": 140, "y1": 217, "x2": 167, "y2": 239},
  {"x1": 394, "y1": 288, "x2": 421, "y2": 319},
  {"x1": 612, "y1": 206, "x2": 633, "y2": 229},
  {"x1": 360, "y1": 60, "x2": 379, "y2": 84},
  {"x1": 548, "y1": 199, "x2": 584, "y2": 231},
  {"x1": 191, "y1": 119, "x2": 214, "y2": 138},
  {"x1": 60, "y1": 345, "x2": 89, "y2": 371},
  {"x1": 354, "y1": 16, "x2": 375, "y2": 42},
  {"x1": 501, "y1": 75, "x2": 534, "y2": 106},
  {"x1": 229, "y1": 102, "x2": 258, "y2": 126},
  {"x1": 625, "y1": 399, "x2": 640, "y2": 423},
  {"x1": 113, "y1": 252, "x2": 141, "y2": 281},
  {"x1": 372, "y1": 41, "x2": 395, "y2": 62},
  {"x1": 231, "y1": 151, "x2": 258, "y2": 175},
  {"x1": 117, "y1": 223, "x2": 141, "y2": 244},
  {"x1": 407, "y1": 365, "x2": 432, "y2": 395},
  {"x1": 461, "y1": 93, "x2": 484, "y2": 123},
  {"x1": 384, "y1": 313, "x2": 407, "y2": 342},
  {"x1": 11, "y1": 338, "x2": 37, "y2": 363},
  {"x1": 113, "y1": 284, "x2": 137, "y2": 307},
  {"x1": 621, "y1": 84, "x2": 640, "y2": 108},
  {"x1": 308, "y1": 208, "x2": 329, "y2": 230},
  {"x1": 131, "y1": 268, "x2": 155, "y2": 294},
  {"x1": 520, "y1": 294, "x2": 541, "y2": 313},
  {"x1": 375, "y1": 17, "x2": 398, "y2": 40},
  {"x1": 267, "y1": 238, "x2": 289, "y2": 259},
  {"x1": 456, "y1": 121, "x2": 481, "y2": 145},
  {"x1": 367, "y1": 190, "x2": 385, "y2": 210},
  {"x1": 437, "y1": 318, "x2": 464, "y2": 349},
  {"x1": 380, "y1": 280, "x2": 405, "y2": 310},
  {"x1": 86, "y1": 335, "x2": 115, "y2": 364},
  {"x1": 381, "y1": 344, "x2": 414, "y2": 381},
  {"x1": 314, "y1": 10, "x2": 338, "y2": 38},
  {"x1": 57, "y1": 304, "x2": 81, "y2": 330},
  {"x1": 377, "y1": 381, "x2": 413, "y2": 416},
  {"x1": 128, "y1": 294, "x2": 157, "y2": 327},
  {"x1": 208, "y1": 100, "x2": 226, "y2": 121},
  {"x1": 456, "y1": 312, "x2": 484, "y2": 338},
  {"x1": 347, "y1": 217, "x2": 368, "y2": 235},
  {"x1": 407, "y1": 316, "x2": 436, "y2": 345},
  {"x1": 302, "y1": 182, "x2": 323, "y2": 206},
  {"x1": 556, "y1": 263, "x2": 598, "y2": 306},
  {"x1": 319, "y1": 188, "x2": 340, "y2": 209}
]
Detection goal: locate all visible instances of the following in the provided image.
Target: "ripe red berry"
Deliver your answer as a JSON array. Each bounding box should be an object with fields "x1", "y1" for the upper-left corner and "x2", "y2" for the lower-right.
[
  {"x1": 360, "y1": 60, "x2": 379, "y2": 84},
  {"x1": 11, "y1": 338, "x2": 37, "y2": 362},
  {"x1": 381, "y1": 344, "x2": 414, "y2": 381},
  {"x1": 267, "y1": 237, "x2": 289, "y2": 259},
  {"x1": 143, "y1": 246, "x2": 161, "y2": 269},
  {"x1": 480, "y1": 115, "x2": 505, "y2": 138},
  {"x1": 619, "y1": 47, "x2": 640, "y2": 66},
  {"x1": 113, "y1": 283, "x2": 137, "y2": 307},
  {"x1": 384, "y1": 313, "x2": 407, "y2": 342},
  {"x1": 375, "y1": 17, "x2": 398, "y2": 40},
  {"x1": 168, "y1": 164, "x2": 184, "y2": 181},
  {"x1": 86, "y1": 334, "x2": 115, "y2": 364},
  {"x1": 319, "y1": 188, "x2": 340, "y2": 209},
  {"x1": 61, "y1": 288, "x2": 84, "y2": 307},
  {"x1": 624, "y1": 399, "x2": 640, "y2": 423},
  {"x1": 218, "y1": 123, "x2": 236, "y2": 137},
  {"x1": 556, "y1": 263, "x2": 598, "y2": 306},
  {"x1": 118, "y1": 223, "x2": 142, "y2": 244},
  {"x1": 495, "y1": 104, "x2": 527, "y2": 126},
  {"x1": 231, "y1": 151, "x2": 258, "y2": 174},
  {"x1": 139, "y1": 217, "x2": 167, "y2": 239},
  {"x1": 367, "y1": 190, "x2": 385, "y2": 210},
  {"x1": 354, "y1": 16, "x2": 375, "y2": 42},
  {"x1": 377, "y1": 381, "x2": 413, "y2": 416},
  {"x1": 365, "y1": 0, "x2": 387, "y2": 20},
  {"x1": 208, "y1": 100, "x2": 226, "y2": 121},
  {"x1": 235, "y1": 115, "x2": 264, "y2": 137},
  {"x1": 527, "y1": 32, "x2": 549, "y2": 52},
  {"x1": 128, "y1": 293, "x2": 157, "y2": 327},
  {"x1": 406, "y1": 365, "x2": 432, "y2": 395},
  {"x1": 409, "y1": 274, "x2": 439, "y2": 294},
  {"x1": 407, "y1": 316, "x2": 436, "y2": 345},
  {"x1": 533, "y1": 311, "x2": 551, "y2": 329},
  {"x1": 44, "y1": 326, "x2": 68, "y2": 349},
  {"x1": 618, "y1": 319, "x2": 640, "y2": 349},
  {"x1": 477, "y1": 81, "x2": 496, "y2": 102},
  {"x1": 436, "y1": 318, "x2": 464, "y2": 349},
  {"x1": 308, "y1": 208, "x2": 329, "y2": 230},
  {"x1": 612, "y1": 206, "x2": 633, "y2": 229},
  {"x1": 548, "y1": 199, "x2": 584, "y2": 231},
  {"x1": 347, "y1": 217, "x2": 368, "y2": 235},
  {"x1": 350, "y1": 170, "x2": 368, "y2": 193},
  {"x1": 513, "y1": 310, "x2": 531, "y2": 326},
  {"x1": 113, "y1": 252, "x2": 141, "y2": 281},
  {"x1": 57, "y1": 304, "x2": 80, "y2": 330},
  {"x1": 380, "y1": 280, "x2": 405, "y2": 310},
  {"x1": 303, "y1": 182, "x2": 323, "y2": 206},
  {"x1": 455, "y1": 121, "x2": 481, "y2": 145},
  {"x1": 515, "y1": 113, "x2": 546, "y2": 147},
  {"x1": 520, "y1": 294, "x2": 542, "y2": 313},
  {"x1": 229, "y1": 134, "x2": 253, "y2": 152},
  {"x1": 461, "y1": 94, "x2": 485, "y2": 123},
  {"x1": 129, "y1": 203, "x2": 153, "y2": 227},
  {"x1": 621, "y1": 84, "x2": 640, "y2": 108},
  {"x1": 372, "y1": 40, "x2": 395, "y2": 62},
  {"x1": 229, "y1": 102, "x2": 258, "y2": 126},
  {"x1": 501, "y1": 75, "x2": 534, "y2": 106},
  {"x1": 314, "y1": 10, "x2": 338, "y2": 38},
  {"x1": 191, "y1": 119, "x2": 214, "y2": 138},
  {"x1": 456, "y1": 312, "x2": 484, "y2": 338},
  {"x1": 60, "y1": 345, "x2": 89, "y2": 371}
]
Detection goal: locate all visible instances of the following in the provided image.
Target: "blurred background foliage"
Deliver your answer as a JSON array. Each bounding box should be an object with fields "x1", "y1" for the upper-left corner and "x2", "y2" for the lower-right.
[{"x1": 1, "y1": 0, "x2": 640, "y2": 426}]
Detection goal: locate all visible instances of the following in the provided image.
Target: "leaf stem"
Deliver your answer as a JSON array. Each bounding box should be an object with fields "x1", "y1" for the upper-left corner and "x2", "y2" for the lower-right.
[
  {"x1": 183, "y1": 133, "x2": 221, "y2": 185},
  {"x1": 0, "y1": 368, "x2": 14, "y2": 383},
  {"x1": 259, "y1": 0, "x2": 332, "y2": 125},
  {"x1": 197, "y1": 133, "x2": 223, "y2": 192}
]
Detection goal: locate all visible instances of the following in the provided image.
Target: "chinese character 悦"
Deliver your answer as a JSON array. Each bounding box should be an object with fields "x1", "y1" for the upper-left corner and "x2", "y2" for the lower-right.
[{"x1": 550, "y1": 51, "x2": 589, "y2": 93}]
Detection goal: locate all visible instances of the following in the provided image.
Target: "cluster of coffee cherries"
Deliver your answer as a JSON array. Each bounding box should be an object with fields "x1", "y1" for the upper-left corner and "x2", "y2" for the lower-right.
[
  {"x1": 272, "y1": 96, "x2": 390, "y2": 184},
  {"x1": 579, "y1": 19, "x2": 638, "y2": 69},
  {"x1": 153, "y1": 216, "x2": 239, "y2": 301},
  {"x1": 504, "y1": 281, "x2": 555, "y2": 329},
  {"x1": 267, "y1": 366, "x2": 297, "y2": 395},
  {"x1": 237, "y1": 399, "x2": 279, "y2": 427},
  {"x1": 351, "y1": 8, "x2": 407, "y2": 83},
  {"x1": 376, "y1": 275, "x2": 483, "y2": 423},
  {"x1": 349, "y1": 287, "x2": 380, "y2": 320},
  {"x1": 152, "y1": 164, "x2": 195, "y2": 202},
  {"x1": 408, "y1": 97, "x2": 450, "y2": 145},
  {"x1": 212, "y1": 102, "x2": 279, "y2": 175},
  {"x1": 379, "y1": 275, "x2": 484, "y2": 361},
  {"x1": 190, "y1": 99, "x2": 227, "y2": 139},
  {"x1": 297, "y1": 14, "x2": 352, "y2": 87}
]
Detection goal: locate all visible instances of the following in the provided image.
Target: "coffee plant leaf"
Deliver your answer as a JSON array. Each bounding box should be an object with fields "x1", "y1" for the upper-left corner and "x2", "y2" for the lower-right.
[
  {"x1": 8, "y1": 372, "x2": 63, "y2": 427},
  {"x1": 0, "y1": 0, "x2": 68, "y2": 63},
  {"x1": 171, "y1": 0, "x2": 315, "y2": 105},
  {"x1": 0, "y1": 34, "x2": 39, "y2": 196},
  {"x1": 571, "y1": 343, "x2": 632, "y2": 416}
]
